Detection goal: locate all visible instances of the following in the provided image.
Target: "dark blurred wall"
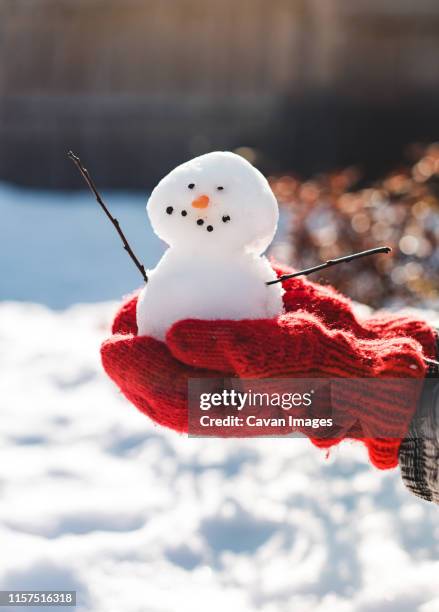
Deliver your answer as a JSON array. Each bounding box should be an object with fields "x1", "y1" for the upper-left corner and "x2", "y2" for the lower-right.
[{"x1": 0, "y1": 0, "x2": 438, "y2": 188}]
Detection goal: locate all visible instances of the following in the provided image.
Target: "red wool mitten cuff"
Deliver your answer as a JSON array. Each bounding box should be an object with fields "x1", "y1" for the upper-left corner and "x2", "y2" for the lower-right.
[{"x1": 101, "y1": 265, "x2": 436, "y2": 469}]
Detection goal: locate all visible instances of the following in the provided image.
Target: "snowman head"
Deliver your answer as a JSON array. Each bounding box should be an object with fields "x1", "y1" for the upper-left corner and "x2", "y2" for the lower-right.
[{"x1": 147, "y1": 151, "x2": 278, "y2": 255}]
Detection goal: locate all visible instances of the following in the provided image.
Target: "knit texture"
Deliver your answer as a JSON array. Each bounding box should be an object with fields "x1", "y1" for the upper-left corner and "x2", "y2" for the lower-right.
[
  {"x1": 399, "y1": 434, "x2": 439, "y2": 504},
  {"x1": 398, "y1": 340, "x2": 439, "y2": 503},
  {"x1": 101, "y1": 263, "x2": 436, "y2": 469}
]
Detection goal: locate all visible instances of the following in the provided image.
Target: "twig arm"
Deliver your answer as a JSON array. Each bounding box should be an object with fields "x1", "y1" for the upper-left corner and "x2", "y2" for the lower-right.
[
  {"x1": 266, "y1": 247, "x2": 392, "y2": 286},
  {"x1": 68, "y1": 151, "x2": 148, "y2": 284}
]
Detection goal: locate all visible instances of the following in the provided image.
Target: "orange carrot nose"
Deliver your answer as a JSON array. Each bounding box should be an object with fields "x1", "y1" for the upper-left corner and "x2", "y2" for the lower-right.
[{"x1": 192, "y1": 194, "x2": 210, "y2": 209}]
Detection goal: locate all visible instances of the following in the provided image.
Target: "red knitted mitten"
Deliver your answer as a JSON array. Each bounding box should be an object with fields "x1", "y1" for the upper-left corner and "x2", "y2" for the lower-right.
[
  {"x1": 101, "y1": 265, "x2": 435, "y2": 468},
  {"x1": 275, "y1": 264, "x2": 437, "y2": 354},
  {"x1": 101, "y1": 292, "x2": 223, "y2": 432}
]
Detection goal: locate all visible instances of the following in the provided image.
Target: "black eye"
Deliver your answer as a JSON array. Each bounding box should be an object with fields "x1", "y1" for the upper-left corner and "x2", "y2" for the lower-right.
[
  {"x1": 217, "y1": 186, "x2": 224, "y2": 191},
  {"x1": 188, "y1": 183, "x2": 195, "y2": 189}
]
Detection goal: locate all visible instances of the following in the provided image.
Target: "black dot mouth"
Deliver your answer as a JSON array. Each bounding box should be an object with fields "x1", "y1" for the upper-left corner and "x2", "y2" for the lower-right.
[
  {"x1": 176, "y1": 211, "x2": 229, "y2": 234},
  {"x1": 166, "y1": 206, "x2": 232, "y2": 230}
]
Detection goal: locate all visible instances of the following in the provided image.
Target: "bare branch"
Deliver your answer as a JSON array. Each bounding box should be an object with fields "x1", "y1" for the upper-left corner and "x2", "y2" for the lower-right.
[
  {"x1": 68, "y1": 151, "x2": 148, "y2": 284},
  {"x1": 267, "y1": 247, "x2": 392, "y2": 286}
]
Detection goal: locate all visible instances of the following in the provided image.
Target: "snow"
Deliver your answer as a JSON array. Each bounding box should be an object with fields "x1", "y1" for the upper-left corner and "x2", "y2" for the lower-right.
[
  {"x1": 1, "y1": 300, "x2": 439, "y2": 612},
  {"x1": 137, "y1": 249, "x2": 283, "y2": 340},
  {"x1": 137, "y1": 152, "x2": 283, "y2": 339}
]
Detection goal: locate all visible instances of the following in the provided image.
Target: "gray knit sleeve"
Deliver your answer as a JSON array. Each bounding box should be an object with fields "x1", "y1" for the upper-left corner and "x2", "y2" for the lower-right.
[{"x1": 399, "y1": 331, "x2": 439, "y2": 503}]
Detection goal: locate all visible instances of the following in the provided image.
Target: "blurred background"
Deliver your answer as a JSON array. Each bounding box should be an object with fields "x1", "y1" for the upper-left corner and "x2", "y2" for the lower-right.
[
  {"x1": 1, "y1": 0, "x2": 439, "y2": 308},
  {"x1": 2, "y1": 0, "x2": 439, "y2": 188}
]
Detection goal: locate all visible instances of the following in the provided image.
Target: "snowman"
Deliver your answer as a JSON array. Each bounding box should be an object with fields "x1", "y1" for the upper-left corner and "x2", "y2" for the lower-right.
[{"x1": 136, "y1": 151, "x2": 284, "y2": 340}]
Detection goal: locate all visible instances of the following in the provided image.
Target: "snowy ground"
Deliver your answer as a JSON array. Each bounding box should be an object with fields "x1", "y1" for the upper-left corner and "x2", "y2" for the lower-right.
[
  {"x1": 1, "y1": 300, "x2": 439, "y2": 612},
  {"x1": 1, "y1": 184, "x2": 439, "y2": 611}
]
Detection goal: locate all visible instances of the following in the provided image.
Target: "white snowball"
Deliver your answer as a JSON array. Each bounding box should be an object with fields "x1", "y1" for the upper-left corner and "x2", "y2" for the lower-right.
[{"x1": 137, "y1": 151, "x2": 284, "y2": 340}]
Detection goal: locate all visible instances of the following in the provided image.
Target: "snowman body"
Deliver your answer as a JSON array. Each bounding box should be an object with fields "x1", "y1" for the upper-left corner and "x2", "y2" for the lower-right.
[
  {"x1": 136, "y1": 151, "x2": 284, "y2": 340},
  {"x1": 137, "y1": 248, "x2": 281, "y2": 339}
]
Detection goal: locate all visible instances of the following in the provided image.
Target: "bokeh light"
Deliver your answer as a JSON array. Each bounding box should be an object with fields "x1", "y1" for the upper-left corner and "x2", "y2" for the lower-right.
[{"x1": 270, "y1": 144, "x2": 439, "y2": 308}]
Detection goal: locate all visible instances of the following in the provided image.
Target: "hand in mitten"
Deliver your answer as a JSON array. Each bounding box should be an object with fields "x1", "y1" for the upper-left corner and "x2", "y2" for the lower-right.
[
  {"x1": 167, "y1": 313, "x2": 428, "y2": 468},
  {"x1": 101, "y1": 290, "x2": 222, "y2": 432},
  {"x1": 275, "y1": 264, "x2": 437, "y2": 354},
  {"x1": 101, "y1": 265, "x2": 433, "y2": 468},
  {"x1": 101, "y1": 279, "x2": 361, "y2": 434}
]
